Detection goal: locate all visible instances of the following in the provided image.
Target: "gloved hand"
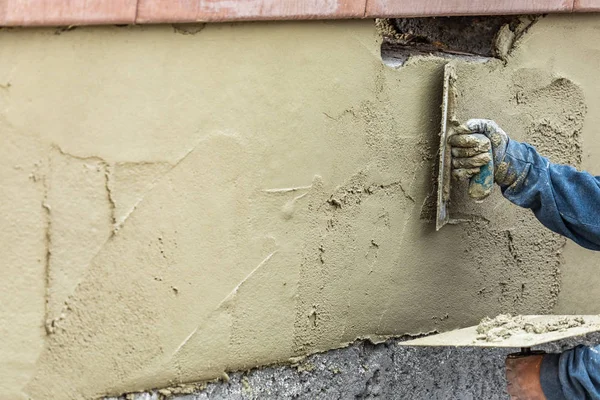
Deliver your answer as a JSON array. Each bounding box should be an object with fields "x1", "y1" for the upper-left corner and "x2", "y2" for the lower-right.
[
  {"x1": 505, "y1": 353, "x2": 547, "y2": 400},
  {"x1": 449, "y1": 119, "x2": 514, "y2": 187}
]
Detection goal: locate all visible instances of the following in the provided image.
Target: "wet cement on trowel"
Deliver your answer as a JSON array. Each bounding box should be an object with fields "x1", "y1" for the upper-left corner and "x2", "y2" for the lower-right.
[
  {"x1": 476, "y1": 314, "x2": 586, "y2": 342},
  {"x1": 0, "y1": 16, "x2": 594, "y2": 400}
]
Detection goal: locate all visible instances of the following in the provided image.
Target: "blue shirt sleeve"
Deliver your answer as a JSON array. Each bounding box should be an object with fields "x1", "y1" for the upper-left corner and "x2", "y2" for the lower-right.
[
  {"x1": 541, "y1": 346, "x2": 600, "y2": 400},
  {"x1": 500, "y1": 139, "x2": 600, "y2": 251}
]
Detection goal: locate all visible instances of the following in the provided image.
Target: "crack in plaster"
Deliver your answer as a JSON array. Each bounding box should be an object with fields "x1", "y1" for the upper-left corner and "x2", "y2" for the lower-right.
[{"x1": 371, "y1": 210, "x2": 418, "y2": 337}]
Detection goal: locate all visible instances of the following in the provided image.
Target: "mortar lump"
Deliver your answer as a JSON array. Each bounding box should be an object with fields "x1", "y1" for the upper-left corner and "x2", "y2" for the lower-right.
[{"x1": 476, "y1": 314, "x2": 586, "y2": 342}]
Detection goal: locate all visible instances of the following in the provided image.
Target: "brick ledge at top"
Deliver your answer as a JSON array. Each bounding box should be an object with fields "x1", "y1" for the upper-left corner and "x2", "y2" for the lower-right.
[{"x1": 0, "y1": 0, "x2": 596, "y2": 27}]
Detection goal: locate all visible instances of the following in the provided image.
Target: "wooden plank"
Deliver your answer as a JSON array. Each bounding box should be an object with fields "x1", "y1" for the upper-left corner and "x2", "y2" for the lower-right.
[
  {"x1": 574, "y1": 0, "x2": 600, "y2": 11},
  {"x1": 366, "y1": 0, "x2": 574, "y2": 17},
  {"x1": 136, "y1": 0, "x2": 367, "y2": 23},
  {"x1": 4, "y1": 0, "x2": 137, "y2": 26}
]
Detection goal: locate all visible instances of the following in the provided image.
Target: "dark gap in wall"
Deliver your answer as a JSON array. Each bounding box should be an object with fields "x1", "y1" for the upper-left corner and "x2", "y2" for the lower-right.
[{"x1": 378, "y1": 16, "x2": 538, "y2": 68}]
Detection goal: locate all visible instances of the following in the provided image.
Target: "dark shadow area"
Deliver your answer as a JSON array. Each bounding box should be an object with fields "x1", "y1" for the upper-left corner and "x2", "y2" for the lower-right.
[{"x1": 379, "y1": 16, "x2": 537, "y2": 67}]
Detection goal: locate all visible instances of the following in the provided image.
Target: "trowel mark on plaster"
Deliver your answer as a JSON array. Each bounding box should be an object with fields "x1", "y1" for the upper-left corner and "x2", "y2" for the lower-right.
[
  {"x1": 263, "y1": 185, "x2": 312, "y2": 220},
  {"x1": 171, "y1": 250, "x2": 279, "y2": 357},
  {"x1": 110, "y1": 161, "x2": 173, "y2": 232},
  {"x1": 349, "y1": 178, "x2": 417, "y2": 339},
  {"x1": 218, "y1": 251, "x2": 279, "y2": 309},
  {"x1": 40, "y1": 136, "x2": 242, "y2": 342},
  {"x1": 263, "y1": 185, "x2": 313, "y2": 193},
  {"x1": 50, "y1": 145, "x2": 116, "y2": 221},
  {"x1": 44, "y1": 146, "x2": 114, "y2": 332},
  {"x1": 294, "y1": 93, "x2": 437, "y2": 347},
  {"x1": 104, "y1": 164, "x2": 117, "y2": 228},
  {"x1": 281, "y1": 192, "x2": 308, "y2": 220},
  {"x1": 339, "y1": 219, "x2": 386, "y2": 341},
  {"x1": 42, "y1": 140, "x2": 204, "y2": 333},
  {"x1": 294, "y1": 170, "x2": 420, "y2": 351},
  {"x1": 110, "y1": 136, "x2": 222, "y2": 232},
  {"x1": 26, "y1": 133, "x2": 262, "y2": 396},
  {"x1": 44, "y1": 146, "x2": 165, "y2": 332},
  {"x1": 41, "y1": 168, "x2": 52, "y2": 335}
]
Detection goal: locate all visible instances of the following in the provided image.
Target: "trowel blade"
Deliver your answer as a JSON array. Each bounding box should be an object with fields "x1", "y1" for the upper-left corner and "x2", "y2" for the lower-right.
[
  {"x1": 399, "y1": 315, "x2": 600, "y2": 348},
  {"x1": 436, "y1": 63, "x2": 456, "y2": 231}
]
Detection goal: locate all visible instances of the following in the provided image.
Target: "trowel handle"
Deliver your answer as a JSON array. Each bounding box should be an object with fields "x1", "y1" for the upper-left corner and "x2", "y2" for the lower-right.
[
  {"x1": 507, "y1": 348, "x2": 546, "y2": 359},
  {"x1": 468, "y1": 135, "x2": 494, "y2": 201}
]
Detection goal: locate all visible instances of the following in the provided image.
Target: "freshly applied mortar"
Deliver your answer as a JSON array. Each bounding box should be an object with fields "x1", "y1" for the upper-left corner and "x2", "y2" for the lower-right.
[
  {"x1": 1, "y1": 15, "x2": 599, "y2": 400},
  {"x1": 476, "y1": 314, "x2": 586, "y2": 342}
]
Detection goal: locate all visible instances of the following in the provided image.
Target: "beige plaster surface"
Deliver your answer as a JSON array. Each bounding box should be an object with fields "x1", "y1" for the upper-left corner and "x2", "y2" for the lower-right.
[{"x1": 0, "y1": 15, "x2": 598, "y2": 400}]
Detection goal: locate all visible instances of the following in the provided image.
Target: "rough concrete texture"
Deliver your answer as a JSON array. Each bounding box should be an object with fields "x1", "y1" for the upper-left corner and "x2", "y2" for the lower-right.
[
  {"x1": 388, "y1": 16, "x2": 524, "y2": 56},
  {"x1": 2, "y1": 14, "x2": 600, "y2": 400},
  {"x1": 108, "y1": 333, "x2": 600, "y2": 400},
  {"x1": 379, "y1": 16, "x2": 536, "y2": 68}
]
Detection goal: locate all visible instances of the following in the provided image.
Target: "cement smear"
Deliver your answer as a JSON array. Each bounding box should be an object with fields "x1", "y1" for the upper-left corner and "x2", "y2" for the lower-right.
[{"x1": 0, "y1": 15, "x2": 597, "y2": 400}]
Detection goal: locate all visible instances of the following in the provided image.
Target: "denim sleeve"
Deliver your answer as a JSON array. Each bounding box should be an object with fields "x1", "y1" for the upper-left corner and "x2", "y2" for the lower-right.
[
  {"x1": 540, "y1": 346, "x2": 600, "y2": 400},
  {"x1": 500, "y1": 139, "x2": 600, "y2": 251}
]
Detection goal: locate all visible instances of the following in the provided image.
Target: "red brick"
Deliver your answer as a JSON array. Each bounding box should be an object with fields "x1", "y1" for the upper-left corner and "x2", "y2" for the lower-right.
[
  {"x1": 4, "y1": 0, "x2": 137, "y2": 26},
  {"x1": 365, "y1": 0, "x2": 574, "y2": 17},
  {"x1": 574, "y1": 0, "x2": 600, "y2": 11},
  {"x1": 136, "y1": 0, "x2": 367, "y2": 23}
]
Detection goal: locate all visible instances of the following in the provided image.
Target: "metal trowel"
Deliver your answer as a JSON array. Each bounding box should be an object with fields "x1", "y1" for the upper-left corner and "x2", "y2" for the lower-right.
[
  {"x1": 399, "y1": 315, "x2": 600, "y2": 357},
  {"x1": 436, "y1": 62, "x2": 495, "y2": 231}
]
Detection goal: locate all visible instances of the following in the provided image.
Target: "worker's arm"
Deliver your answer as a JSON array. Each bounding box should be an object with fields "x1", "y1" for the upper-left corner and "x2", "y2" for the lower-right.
[
  {"x1": 539, "y1": 345, "x2": 600, "y2": 400},
  {"x1": 450, "y1": 119, "x2": 600, "y2": 251},
  {"x1": 499, "y1": 138, "x2": 600, "y2": 251}
]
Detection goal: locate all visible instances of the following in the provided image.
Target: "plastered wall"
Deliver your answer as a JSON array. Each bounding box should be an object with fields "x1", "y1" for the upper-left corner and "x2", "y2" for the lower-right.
[{"x1": 1, "y1": 15, "x2": 599, "y2": 400}]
